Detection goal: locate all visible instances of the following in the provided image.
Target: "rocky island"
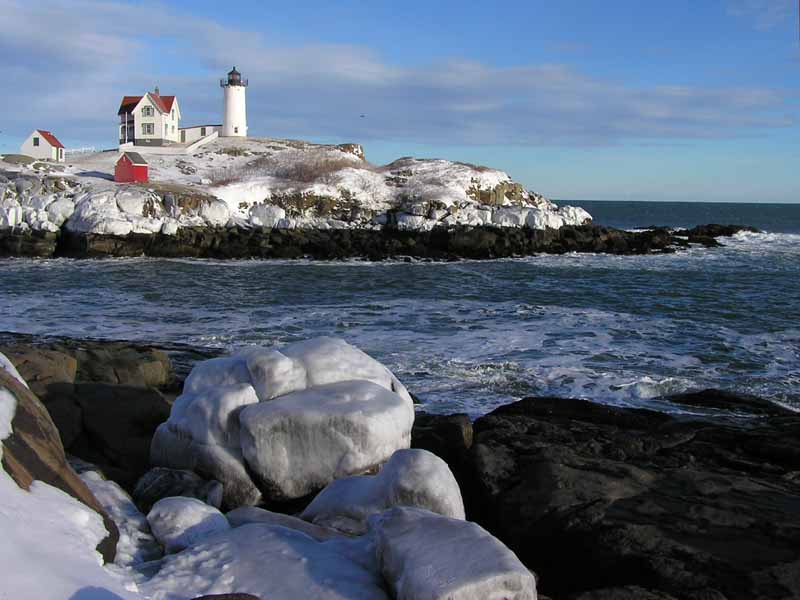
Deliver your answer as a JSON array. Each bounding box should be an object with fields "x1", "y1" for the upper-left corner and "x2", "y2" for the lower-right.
[{"x1": 0, "y1": 139, "x2": 753, "y2": 260}]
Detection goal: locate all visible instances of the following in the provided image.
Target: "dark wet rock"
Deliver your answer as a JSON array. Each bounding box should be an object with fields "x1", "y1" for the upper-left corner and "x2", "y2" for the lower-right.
[
  {"x1": 678, "y1": 224, "x2": 760, "y2": 238},
  {"x1": 411, "y1": 412, "x2": 473, "y2": 482},
  {"x1": 662, "y1": 388, "x2": 796, "y2": 417},
  {"x1": 134, "y1": 467, "x2": 224, "y2": 513},
  {"x1": 0, "y1": 369, "x2": 119, "y2": 563},
  {"x1": 465, "y1": 396, "x2": 800, "y2": 600},
  {"x1": 66, "y1": 383, "x2": 171, "y2": 490},
  {"x1": 192, "y1": 595, "x2": 261, "y2": 600},
  {"x1": 0, "y1": 222, "x2": 749, "y2": 260},
  {"x1": 0, "y1": 227, "x2": 59, "y2": 257}
]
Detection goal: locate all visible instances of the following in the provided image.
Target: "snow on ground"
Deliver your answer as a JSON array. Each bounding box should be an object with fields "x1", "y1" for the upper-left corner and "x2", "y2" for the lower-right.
[
  {"x1": 0, "y1": 354, "x2": 141, "y2": 599},
  {"x1": 0, "y1": 137, "x2": 592, "y2": 235}
]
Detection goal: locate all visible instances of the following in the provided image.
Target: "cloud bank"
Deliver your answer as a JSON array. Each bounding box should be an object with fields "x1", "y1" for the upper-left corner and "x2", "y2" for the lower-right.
[{"x1": 0, "y1": 0, "x2": 793, "y2": 149}]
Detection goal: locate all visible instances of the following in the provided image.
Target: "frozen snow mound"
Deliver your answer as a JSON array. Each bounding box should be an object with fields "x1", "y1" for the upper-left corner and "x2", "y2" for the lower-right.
[
  {"x1": 147, "y1": 496, "x2": 230, "y2": 554},
  {"x1": 240, "y1": 380, "x2": 415, "y2": 500},
  {"x1": 371, "y1": 506, "x2": 537, "y2": 600},
  {"x1": 141, "y1": 523, "x2": 390, "y2": 600},
  {"x1": 151, "y1": 337, "x2": 414, "y2": 507},
  {"x1": 301, "y1": 448, "x2": 465, "y2": 535}
]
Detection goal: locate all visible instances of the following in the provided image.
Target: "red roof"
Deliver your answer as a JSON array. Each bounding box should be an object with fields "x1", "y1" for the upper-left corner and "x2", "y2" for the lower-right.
[
  {"x1": 36, "y1": 130, "x2": 64, "y2": 149},
  {"x1": 117, "y1": 93, "x2": 176, "y2": 115}
]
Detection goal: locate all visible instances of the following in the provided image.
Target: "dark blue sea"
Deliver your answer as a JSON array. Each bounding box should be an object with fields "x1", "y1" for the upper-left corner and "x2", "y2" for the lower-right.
[{"x1": 2, "y1": 201, "x2": 799, "y2": 416}]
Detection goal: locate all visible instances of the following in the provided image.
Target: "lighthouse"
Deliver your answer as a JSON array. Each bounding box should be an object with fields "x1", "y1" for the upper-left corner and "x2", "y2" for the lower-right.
[{"x1": 220, "y1": 66, "x2": 248, "y2": 137}]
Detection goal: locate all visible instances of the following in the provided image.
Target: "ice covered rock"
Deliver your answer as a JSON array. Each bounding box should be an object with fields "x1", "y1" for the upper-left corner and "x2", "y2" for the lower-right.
[
  {"x1": 0, "y1": 198, "x2": 22, "y2": 227},
  {"x1": 161, "y1": 219, "x2": 179, "y2": 235},
  {"x1": 133, "y1": 467, "x2": 224, "y2": 513},
  {"x1": 142, "y1": 523, "x2": 390, "y2": 600},
  {"x1": 200, "y1": 199, "x2": 231, "y2": 227},
  {"x1": 526, "y1": 208, "x2": 565, "y2": 230},
  {"x1": 147, "y1": 496, "x2": 230, "y2": 554},
  {"x1": 226, "y1": 506, "x2": 342, "y2": 541},
  {"x1": 301, "y1": 449, "x2": 465, "y2": 534},
  {"x1": 249, "y1": 203, "x2": 285, "y2": 228},
  {"x1": 153, "y1": 338, "x2": 414, "y2": 506},
  {"x1": 371, "y1": 507, "x2": 537, "y2": 600},
  {"x1": 240, "y1": 380, "x2": 414, "y2": 500},
  {"x1": 150, "y1": 384, "x2": 262, "y2": 508},
  {"x1": 66, "y1": 191, "x2": 134, "y2": 235},
  {"x1": 559, "y1": 204, "x2": 593, "y2": 226},
  {"x1": 492, "y1": 207, "x2": 529, "y2": 227}
]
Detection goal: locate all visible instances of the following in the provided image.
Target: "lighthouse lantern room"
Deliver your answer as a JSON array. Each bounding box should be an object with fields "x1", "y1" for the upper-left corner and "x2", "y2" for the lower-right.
[{"x1": 220, "y1": 66, "x2": 248, "y2": 138}]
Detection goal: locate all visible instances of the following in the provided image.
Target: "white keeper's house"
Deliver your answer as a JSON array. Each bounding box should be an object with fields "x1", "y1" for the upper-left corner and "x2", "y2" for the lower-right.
[
  {"x1": 118, "y1": 87, "x2": 182, "y2": 147},
  {"x1": 20, "y1": 130, "x2": 65, "y2": 162}
]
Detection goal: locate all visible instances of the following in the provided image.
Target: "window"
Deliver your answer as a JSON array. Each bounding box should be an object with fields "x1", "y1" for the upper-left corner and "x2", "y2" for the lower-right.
[
  {"x1": 200, "y1": 127, "x2": 206, "y2": 136},
  {"x1": 234, "y1": 127, "x2": 239, "y2": 134},
  {"x1": 33, "y1": 137, "x2": 40, "y2": 146},
  {"x1": 141, "y1": 123, "x2": 154, "y2": 136},
  {"x1": 171, "y1": 109, "x2": 175, "y2": 119},
  {"x1": 165, "y1": 124, "x2": 168, "y2": 136},
  {"x1": 172, "y1": 126, "x2": 175, "y2": 133},
  {"x1": 142, "y1": 106, "x2": 154, "y2": 117},
  {"x1": 59, "y1": 149, "x2": 64, "y2": 159}
]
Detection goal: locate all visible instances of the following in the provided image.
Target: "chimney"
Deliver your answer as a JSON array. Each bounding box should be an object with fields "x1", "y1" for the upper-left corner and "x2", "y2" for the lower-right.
[{"x1": 154, "y1": 85, "x2": 160, "y2": 96}]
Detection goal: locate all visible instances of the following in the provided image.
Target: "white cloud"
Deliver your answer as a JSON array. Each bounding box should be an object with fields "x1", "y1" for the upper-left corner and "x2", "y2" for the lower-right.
[
  {"x1": 727, "y1": 0, "x2": 795, "y2": 30},
  {"x1": 0, "y1": 0, "x2": 793, "y2": 149}
]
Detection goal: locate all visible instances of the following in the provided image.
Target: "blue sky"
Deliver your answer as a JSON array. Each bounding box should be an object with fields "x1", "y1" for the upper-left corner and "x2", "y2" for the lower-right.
[{"x1": 1, "y1": 0, "x2": 797, "y2": 202}]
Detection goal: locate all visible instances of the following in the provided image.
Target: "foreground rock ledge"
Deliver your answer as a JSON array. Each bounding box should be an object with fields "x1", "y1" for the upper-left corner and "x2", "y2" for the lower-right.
[
  {"x1": 0, "y1": 223, "x2": 755, "y2": 259},
  {"x1": 464, "y1": 395, "x2": 800, "y2": 600}
]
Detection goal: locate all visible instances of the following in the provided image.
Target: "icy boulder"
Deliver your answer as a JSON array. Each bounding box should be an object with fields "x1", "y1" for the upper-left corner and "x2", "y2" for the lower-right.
[
  {"x1": 240, "y1": 380, "x2": 415, "y2": 500},
  {"x1": 150, "y1": 384, "x2": 263, "y2": 508},
  {"x1": 371, "y1": 507, "x2": 537, "y2": 600},
  {"x1": 492, "y1": 207, "x2": 529, "y2": 227},
  {"x1": 142, "y1": 523, "x2": 390, "y2": 600},
  {"x1": 526, "y1": 208, "x2": 565, "y2": 230},
  {"x1": 249, "y1": 203, "x2": 285, "y2": 228},
  {"x1": 152, "y1": 337, "x2": 414, "y2": 507},
  {"x1": 200, "y1": 199, "x2": 230, "y2": 227},
  {"x1": 147, "y1": 496, "x2": 230, "y2": 554},
  {"x1": 301, "y1": 449, "x2": 465, "y2": 534}
]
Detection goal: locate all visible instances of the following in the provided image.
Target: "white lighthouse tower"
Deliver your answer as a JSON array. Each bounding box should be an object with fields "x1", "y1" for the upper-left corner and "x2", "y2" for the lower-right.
[{"x1": 221, "y1": 66, "x2": 248, "y2": 137}]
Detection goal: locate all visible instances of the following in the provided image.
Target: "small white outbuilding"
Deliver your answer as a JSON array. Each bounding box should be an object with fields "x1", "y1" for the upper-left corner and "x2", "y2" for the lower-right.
[{"x1": 20, "y1": 130, "x2": 65, "y2": 162}]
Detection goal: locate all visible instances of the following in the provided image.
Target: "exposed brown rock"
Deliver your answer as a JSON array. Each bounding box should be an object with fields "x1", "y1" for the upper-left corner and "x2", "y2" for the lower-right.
[{"x1": 0, "y1": 369, "x2": 119, "y2": 563}]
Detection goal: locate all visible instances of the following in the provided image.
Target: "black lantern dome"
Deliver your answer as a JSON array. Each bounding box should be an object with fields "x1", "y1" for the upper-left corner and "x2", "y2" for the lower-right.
[{"x1": 221, "y1": 66, "x2": 248, "y2": 87}]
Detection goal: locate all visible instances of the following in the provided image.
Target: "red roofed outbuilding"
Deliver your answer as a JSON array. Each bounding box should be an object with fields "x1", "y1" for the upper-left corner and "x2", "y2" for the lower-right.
[
  {"x1": 115, "y1": 152, "x2": 149, "y2": 183},
  {"x1": 20, "y1": 130, "x2": 65, "y2": 162}
]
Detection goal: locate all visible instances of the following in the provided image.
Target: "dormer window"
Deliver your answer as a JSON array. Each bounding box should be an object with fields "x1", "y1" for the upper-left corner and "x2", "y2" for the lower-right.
[{"x1": 142, "y1": 106, "x2": 154, "y2": 117}]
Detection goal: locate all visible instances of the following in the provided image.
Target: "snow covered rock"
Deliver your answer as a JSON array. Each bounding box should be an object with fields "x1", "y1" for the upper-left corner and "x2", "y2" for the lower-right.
[
  {"x1": 526, "y1": 207, "x2": 565, "y2": 230},
  {"x1": 226, "y1": 506, "x2": 342, "y2": 541},
  {"x1": 80, "y1": 467, "x2": 162, "y2": 567},
  {"x1": 142, "y1": 523, "x2": 390, "y2": 600},
  {"x1": 301, "y1": 449, "x2": 465, "y2": 534},
  {"x1": 147, "y1": 496, "x2": 230, "y2": 554},
  {"x1": 240, "y1": 380, "x2": 414, "y2": 500},
  {"x1": 492, "y1": 207, "x2": 529, "y2": 227},
  {"x1": 153, "y1": 337, "x2": 414, "y2": 506},
  {"x1": 249, "y1": 203, "x2": 285, "y2": 228},
  {"x1": 150, "y1": 384, "x2": 261, "y2": 509},
  {"x1": 200, "y1": 199, "x2": 231, "y2": 227},
  {"x1": 371, "y1": 507, "x2": 537, "y2": 600}
]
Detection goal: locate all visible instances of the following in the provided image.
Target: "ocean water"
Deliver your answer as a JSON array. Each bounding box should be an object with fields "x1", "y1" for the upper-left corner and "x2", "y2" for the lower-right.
[{"x1": 1, "y1": 201, "x2": 799, "y2": 417}]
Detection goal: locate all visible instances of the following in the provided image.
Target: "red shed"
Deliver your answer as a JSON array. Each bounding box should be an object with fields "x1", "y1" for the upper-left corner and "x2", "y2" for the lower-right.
[{"x1": 114, "y1": 151, "x2": 148, "y2": 183}]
